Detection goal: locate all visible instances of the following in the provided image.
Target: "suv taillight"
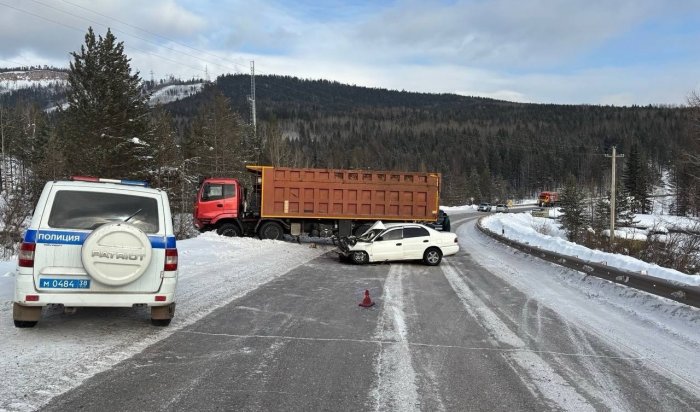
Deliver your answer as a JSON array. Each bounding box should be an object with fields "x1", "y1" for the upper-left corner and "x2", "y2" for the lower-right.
[
  {"x1": 164, "y1": 248, "x2": 178, "y2": 271},
  {"x1": 18, "y1": 242, "x2": 36, "y2": 267}
]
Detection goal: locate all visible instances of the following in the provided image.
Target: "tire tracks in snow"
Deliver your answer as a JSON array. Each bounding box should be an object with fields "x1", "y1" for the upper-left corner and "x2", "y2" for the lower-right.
[
  {"x1": 371, "y1": 264, "x2": 420, "y2": 412},
  {"x1": 441, "y1": 261, "x2": 594, "y2": 411}
]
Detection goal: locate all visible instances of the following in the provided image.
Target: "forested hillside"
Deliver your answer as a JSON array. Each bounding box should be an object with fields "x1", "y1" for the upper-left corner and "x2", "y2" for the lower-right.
[{"x1": 165, "y1": 74, "x2": 694, "y2": 204}]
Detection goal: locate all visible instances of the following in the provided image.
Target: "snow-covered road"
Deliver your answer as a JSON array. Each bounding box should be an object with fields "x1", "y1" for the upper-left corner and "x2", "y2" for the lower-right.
[
  {"x1": 0, "y1": 234, "x2": 331, "y2": 411},
  {"x1": 2, "y1": 216, "x2": 699, "y2": 411},
  {"x1": 458, "y1": 216, "x2": 700, "y2": 398}
]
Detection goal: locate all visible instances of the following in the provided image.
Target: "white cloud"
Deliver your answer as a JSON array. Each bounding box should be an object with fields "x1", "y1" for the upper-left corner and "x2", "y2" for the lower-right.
[
  {"x1": 0, "y1": 0, "x2": 205, "y2": 59},
  {"x1": 1, "y1": 0, "x2": 699, "y2": 105}
]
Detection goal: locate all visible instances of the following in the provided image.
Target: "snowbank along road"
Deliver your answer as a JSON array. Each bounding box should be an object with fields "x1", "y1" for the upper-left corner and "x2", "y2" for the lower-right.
[{"x1": 3, "y1": 215, "x2": 700, "y2": 411}]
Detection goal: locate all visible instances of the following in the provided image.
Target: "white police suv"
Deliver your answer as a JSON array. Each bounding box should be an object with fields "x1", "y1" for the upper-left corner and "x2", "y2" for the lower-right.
[{"x1": 13, "y1": 177, "x2": 178, "y2": 327}]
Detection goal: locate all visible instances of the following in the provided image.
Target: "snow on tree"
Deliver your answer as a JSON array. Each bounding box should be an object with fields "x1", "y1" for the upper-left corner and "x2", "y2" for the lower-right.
[{"x1": 558, "y1": 175, "x2": 586, "y2": 242}]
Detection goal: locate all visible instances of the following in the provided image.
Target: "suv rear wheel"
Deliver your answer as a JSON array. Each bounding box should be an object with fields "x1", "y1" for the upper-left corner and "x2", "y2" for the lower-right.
[
  {"x1": 13, "y1": 303, "x2": 41, "y2": 328},
  {"x1": 151, "y1": 319, "x2": 172, "y2": 326}
]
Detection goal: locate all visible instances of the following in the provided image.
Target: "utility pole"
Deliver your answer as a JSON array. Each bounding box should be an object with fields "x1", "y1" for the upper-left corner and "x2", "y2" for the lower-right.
[{"x1": 605, "y1": 146, "x2": 624, "y2": 245}]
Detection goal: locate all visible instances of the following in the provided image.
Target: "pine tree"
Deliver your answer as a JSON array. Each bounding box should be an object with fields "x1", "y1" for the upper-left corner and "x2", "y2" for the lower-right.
[
  {"x1": 185, "y1": 89, "x2": 247, "y2": 179},
  {"x1": 60, "y1": 27, "x2": 152, "y2": 178},
  {"x1": 261, "y1": 117, "x2": 289, "y2": 166},
  {"x1": 558, "y1": 175, "x2": 586, "y2": 242},
  {"x1": 593, "y1": 182, "x2": 637, "y2": 235},
  {"x1": 465, "y1": 167, "x2": 481, "y2": 204},
  {"x1": 148, "y1": 108, "x2": 180, "y2": 192},
  {"x1": 592, "y1": 197, "x2": 610, "y2": 233},
  {"x1": 623, "y1": 144, "x2": 652, "y2": 213},
  {"x1": 615, "y1": 186, "x2": 637, "y2": 227},
  {"x1": 681, "y1": 90, "x2": 700, "y2": 216}
]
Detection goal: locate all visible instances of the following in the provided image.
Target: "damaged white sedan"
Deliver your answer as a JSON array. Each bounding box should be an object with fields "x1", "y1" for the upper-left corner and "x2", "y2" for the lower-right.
[{"x1": 337, "y1": 221, "x2": 459, "y2": 266}]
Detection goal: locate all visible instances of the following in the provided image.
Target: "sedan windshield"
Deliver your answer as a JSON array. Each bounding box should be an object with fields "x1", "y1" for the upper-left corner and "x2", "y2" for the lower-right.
[{"x1": 357, "y1": 229, "x2": 382, "y2": 242}]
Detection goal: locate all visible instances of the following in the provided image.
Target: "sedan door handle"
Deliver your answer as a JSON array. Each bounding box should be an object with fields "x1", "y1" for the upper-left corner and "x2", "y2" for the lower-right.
[
  {"x1": 396, "y1": 243, "x2": 402, "y2": 246},
  {"x1": 423, "y1": 240, "x2": 429, "y2": 243},
  {"x1": 216, "y1": 204, "x2": 223, "y2": 208}
]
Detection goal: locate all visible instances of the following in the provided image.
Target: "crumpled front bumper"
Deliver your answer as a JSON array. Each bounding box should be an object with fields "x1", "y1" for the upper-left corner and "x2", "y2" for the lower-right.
[{"x1": 335, "y1": 236, "x2": 358, "y2": 253}]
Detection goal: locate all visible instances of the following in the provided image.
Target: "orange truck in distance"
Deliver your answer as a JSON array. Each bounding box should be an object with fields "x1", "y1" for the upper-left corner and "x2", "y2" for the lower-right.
[
  {"x1": 538, "y1": 191, "x2": 559, "y2": 207},
  {"x1": 193, "y1": 166, "x2": 441, "y2": 239}
]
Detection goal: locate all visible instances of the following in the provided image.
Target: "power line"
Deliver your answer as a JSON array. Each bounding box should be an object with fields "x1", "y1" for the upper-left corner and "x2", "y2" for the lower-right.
[
  {"x1": 59, "y1": 0, "x2": 250, "y2": 72},
  {"x1": 0, "y1": 1, "x2": 210, "y2": 75},
  {"x1": 26, "y1": 0, "x2": 242, "y2": 74},
  {"x1": 47, "y1": 0, "x2": 355, "y2": 106},
  {"x1": 6, "y1": 0, "x2": 365, "y2": 111}
]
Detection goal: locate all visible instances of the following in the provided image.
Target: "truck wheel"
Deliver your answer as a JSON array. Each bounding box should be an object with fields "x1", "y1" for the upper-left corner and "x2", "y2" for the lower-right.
[
  {"x1": 218, "y1": 223, "x2": 241, "y2": 237},
  {"x1": 351, "y1": 251, "x2": 369, "y2": 265},
  {"x1": 423, "y1": 247, "x2": 442, "y2": 266},
  {"x1": 259, "y1": 222, "x2": 284, "y2": 240}
]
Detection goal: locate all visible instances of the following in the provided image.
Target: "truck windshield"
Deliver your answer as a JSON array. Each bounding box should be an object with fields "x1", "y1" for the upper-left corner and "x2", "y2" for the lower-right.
[{"x1": 201, "y1": 183, "x2": 235, "y2": 201}]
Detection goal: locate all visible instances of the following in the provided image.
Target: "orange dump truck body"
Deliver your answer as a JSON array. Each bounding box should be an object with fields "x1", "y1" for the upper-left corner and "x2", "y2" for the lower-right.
[{"x1": 248, "y1": 166, "x2": 441, "y2": 222}]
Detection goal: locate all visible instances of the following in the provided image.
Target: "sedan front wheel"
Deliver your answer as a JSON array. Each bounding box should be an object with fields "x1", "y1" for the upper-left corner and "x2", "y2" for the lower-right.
[{"x1": 351, "y1": 251, "x2": 369, "y2": 265}]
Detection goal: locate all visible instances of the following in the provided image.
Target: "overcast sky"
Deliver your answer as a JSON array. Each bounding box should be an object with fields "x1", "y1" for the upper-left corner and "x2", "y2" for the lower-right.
[{"x1": 1, "y1": 0, "x2": 699, "y2": 105}]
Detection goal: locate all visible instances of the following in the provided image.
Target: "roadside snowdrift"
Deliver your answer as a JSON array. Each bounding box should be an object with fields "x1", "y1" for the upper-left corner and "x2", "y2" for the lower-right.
[{"x1": 482, "y1": 213, "x2": 700, "y2": 287}]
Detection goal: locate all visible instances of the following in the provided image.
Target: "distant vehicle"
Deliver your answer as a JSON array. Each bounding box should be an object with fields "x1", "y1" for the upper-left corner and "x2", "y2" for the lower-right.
[
  {"x1": 495, "y1": 204, "x2": 509, "y2": 213},
  {"x1": 337, "y1": 222, "x2": 459, "y2": 266},
  {"x1": 477, "y1": 203, "x2": 492, "y2": 212},
  {"x1": 538, "y1": 191, "x2": 559, "y2": 207},
  {"x1": 14, "y1": 177, "x2": 178, "y2": 328}
]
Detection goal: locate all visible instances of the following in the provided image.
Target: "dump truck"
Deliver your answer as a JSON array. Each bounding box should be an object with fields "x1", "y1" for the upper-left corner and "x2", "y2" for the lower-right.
[
  {"x1": 193, "y1": 166, "x2": 441, "y2": 239},
  {"x1": 538, "y1": 191, "x2": 559, "y2": 207}
]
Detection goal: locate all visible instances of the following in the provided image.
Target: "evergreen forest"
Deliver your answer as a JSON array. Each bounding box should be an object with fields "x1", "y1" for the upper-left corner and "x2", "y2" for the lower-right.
[{"x1": 1, "y1": 27, "x2": 698, "y2": 225}]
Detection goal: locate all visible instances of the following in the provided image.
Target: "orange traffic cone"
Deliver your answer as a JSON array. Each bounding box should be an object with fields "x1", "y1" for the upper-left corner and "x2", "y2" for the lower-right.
[{"x1": 359, "y1": 289, "x2": 375, "y2": 308}]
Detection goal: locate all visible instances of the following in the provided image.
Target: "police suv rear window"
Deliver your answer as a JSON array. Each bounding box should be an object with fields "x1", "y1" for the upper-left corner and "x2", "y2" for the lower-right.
[{"x1": 48, "y1": 191, "x2": 159, "y2": 233}]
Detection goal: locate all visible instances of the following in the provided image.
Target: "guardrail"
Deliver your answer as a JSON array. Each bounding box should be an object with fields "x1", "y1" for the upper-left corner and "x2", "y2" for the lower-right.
[{"x1": 476, "y1": 218, "x2": 700, "y2": 308}]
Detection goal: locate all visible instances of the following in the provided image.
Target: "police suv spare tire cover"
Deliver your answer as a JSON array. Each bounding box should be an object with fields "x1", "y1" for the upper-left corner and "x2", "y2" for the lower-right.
[{"x1": 81, "y1": 223, "x2": 153, "y2": 286}]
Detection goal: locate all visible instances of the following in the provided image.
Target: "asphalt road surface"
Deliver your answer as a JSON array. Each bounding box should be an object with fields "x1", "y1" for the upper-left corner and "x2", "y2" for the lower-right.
[{"x1": 43, "y1": 214, "x2": 700, "y2": 411}]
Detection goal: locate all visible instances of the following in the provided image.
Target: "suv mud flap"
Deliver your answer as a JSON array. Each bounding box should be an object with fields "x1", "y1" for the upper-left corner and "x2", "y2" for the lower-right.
[
  {"x1": 151, "y1": 303, "x2": 176, "y2": 320},
  {"x1": 13, "y1": 303, "x2": 42, "y2": 321}
]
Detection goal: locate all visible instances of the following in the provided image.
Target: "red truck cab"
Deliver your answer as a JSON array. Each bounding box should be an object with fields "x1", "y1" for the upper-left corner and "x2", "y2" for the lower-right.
[
  {"x1": 193, "y1": 178, "x2": 244, "y2": 232},
  {"x1": 538, "y1": 191, "x2": 559, "y2": 207}
]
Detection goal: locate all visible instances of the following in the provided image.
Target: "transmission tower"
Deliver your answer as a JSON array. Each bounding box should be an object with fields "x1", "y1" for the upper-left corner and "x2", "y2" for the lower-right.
[{"x1": 249, "y1": 60, "x2": 256, "y2": 132}]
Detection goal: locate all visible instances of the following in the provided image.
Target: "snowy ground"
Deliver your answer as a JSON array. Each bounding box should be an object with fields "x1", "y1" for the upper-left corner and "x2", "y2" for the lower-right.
[
  {"x1": 0, "y1": 233, "x2": 331, "y2": 411},
  {"x1": 149, "y1": 83, "x2": 204, "y2": 105},
  {"x1": 2, "y1": 204, "x2": 698, "y2": 410},
  {"x1": 482, "y1": 212, "x2": 700, "y2": 286},
  {"x1": 459, "y1": 222, "x2": 700, "y2": 398}
]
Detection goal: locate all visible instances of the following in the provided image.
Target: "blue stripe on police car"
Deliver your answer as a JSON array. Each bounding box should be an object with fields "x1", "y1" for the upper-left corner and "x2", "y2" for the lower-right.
[{"x1": 24, "y1": 229, "x2": 175, "y2": 249}]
